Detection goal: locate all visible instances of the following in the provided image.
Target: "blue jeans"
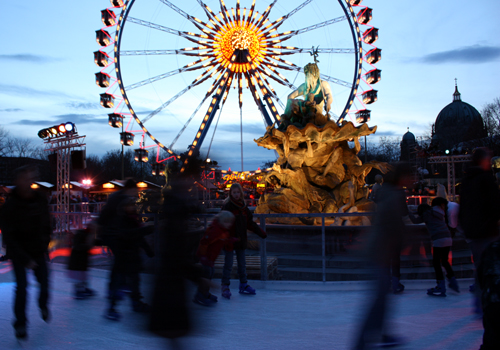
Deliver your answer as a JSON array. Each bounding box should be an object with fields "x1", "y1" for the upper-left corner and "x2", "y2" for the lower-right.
[{"x1": 221, "y1": 249, "x2": 247, "y2": 285}]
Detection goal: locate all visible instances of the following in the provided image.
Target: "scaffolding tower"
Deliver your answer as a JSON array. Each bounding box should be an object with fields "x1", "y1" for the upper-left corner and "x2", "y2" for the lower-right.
[
  {"x1": 427, "y1": 154, "x2": 471, "y2": 201},
  {"x1": 43, "y1": 133, "x2": 86, "y2": 232}
]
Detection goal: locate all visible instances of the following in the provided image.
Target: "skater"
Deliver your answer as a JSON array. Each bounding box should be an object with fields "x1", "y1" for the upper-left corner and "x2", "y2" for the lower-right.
[
  {"x1": 352, "y1": 163, "x2": 412, "y2": 349},
  {"x1": 410, "y1": 197, "x2": 459, "y2": 296},
  {"x1": 194, "y1": 210, "x2": 236, "y2": 305},
  {"x1": 0, "y1": 165, "x2": 52, "y2": 339},
  {"x1": 477, "y1": 239, "x2": 500, "y2": 349},
  {"x1": 67, "y1": 225, "x2": 98, "y2": 299},
  {"x1": 221, "y1": 183, "x2": 267, "y2": 299},
  {"x1": 459, "y1": 147, "x2": 500, "y2": 314},
  {"x1": 150, "y1": 176, "x2": 207, "y2": 339},
  {"x1": 102, "y1": 194, "x2": 154, "y2": 321}
]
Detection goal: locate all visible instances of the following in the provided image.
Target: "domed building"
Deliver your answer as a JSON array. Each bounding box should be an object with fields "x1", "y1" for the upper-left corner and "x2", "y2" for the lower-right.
[
  {"x1": 432, "y1": 82, "x2": 487, "y2": 152},
  {"x1": 400, "y1": 128, "x2": 416, "y2": 161}
]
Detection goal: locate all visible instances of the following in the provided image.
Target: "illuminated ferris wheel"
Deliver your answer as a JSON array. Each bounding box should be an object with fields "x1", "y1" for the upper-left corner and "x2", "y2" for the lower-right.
[{"x1": 95, "y1": 0, "x2": 381, "y2": 170}]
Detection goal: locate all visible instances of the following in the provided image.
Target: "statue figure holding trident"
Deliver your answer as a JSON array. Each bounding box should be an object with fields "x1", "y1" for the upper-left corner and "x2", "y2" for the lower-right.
[{"x1": 280, "y1": 47, "x2": 334, "y2": 130}]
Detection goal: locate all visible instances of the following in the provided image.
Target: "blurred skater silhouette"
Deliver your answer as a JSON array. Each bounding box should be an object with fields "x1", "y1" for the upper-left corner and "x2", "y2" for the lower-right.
[
  {"x1": 0, "y1": 165, "x2": 52, "y2": 339},
  {"x1": 352, "y1": 163, "x2": 412, "y2": 349},
  {"x1": 149, "y1": 175, "x2": 208, "y2": 342},
  {"x1": 97, "y1": 179, "x2": 154, "y2": 321}
]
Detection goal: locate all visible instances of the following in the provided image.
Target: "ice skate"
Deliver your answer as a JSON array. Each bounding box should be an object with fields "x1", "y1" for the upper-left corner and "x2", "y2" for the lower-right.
[
  {"x1": 239, "y1": 283, "x2": 256, "y2": 295},
  {"x1": 427, "y1": 280, "x2": 446, "y2": 297}
]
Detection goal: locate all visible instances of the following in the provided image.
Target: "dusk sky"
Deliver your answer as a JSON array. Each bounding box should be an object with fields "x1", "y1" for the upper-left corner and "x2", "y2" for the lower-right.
[{"x1": 1, "y1": 0, "x2": 499, "y2": 171}]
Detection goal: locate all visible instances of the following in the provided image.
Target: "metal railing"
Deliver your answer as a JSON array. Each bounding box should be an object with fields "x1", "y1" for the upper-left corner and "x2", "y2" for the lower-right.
[
  {"x1": 50, "y1": 211, "x2": 374, "y2": 282},
  {"x1": 196, "y1": 212, "x2": 374, "y2": 282}
]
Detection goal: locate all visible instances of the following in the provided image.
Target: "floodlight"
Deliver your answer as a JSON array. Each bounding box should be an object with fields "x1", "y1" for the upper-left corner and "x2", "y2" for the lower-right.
[{"x1": 65, "y1": 122, "x2": 74, "y2": 132}]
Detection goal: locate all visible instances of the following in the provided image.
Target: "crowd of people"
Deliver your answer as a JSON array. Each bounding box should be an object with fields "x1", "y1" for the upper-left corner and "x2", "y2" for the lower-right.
[{"x1": 0, "y1": 147, "x2": 499, "y2": 349}]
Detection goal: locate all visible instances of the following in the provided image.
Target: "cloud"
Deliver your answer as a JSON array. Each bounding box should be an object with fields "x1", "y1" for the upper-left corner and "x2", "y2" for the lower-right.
[
  {"x1": 64, "y1": 102, "x2": 101, "y2": 110},
  {"x1": 420, "y1": 45, "x2": 500, "y2": 64},
  {"x1": 0, "y1": 54, "x2": 61, "y2": 64},
  {"x1": 0, "y1": 108, "x2": 22, "y2": 112},
  {"x1": 218, "y1": 123, "x2": 267, "y2": 135},
  {"x1": 0, "y1": 84, "x2": 71, "y2": 98},
  {"x1": 11, "y1": 114, "x2": 105, "y2": 126}
]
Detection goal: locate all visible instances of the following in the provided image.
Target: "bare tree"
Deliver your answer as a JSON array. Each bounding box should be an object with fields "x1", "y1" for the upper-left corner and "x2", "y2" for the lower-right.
[
  {"x1": 0, "y1": 126, "x2": 9, "y2": 156},
  {"x1": 482, "y1": 97, "x2": 500, "y2": 137}
]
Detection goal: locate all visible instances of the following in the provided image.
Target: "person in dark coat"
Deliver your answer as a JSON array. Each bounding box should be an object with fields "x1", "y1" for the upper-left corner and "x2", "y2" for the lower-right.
[
  {"x1": 149, "y1": 177, "x2": 207, "y2": 339},
  {"x1": 97, "y1": 179, "x2": 153, "y2": 320},
  {"x1": 459, "y1": 147, "x2": 500, "y2": 314},
  {"x1": 104, "y1": 196, "x2": 154, "y2": 320},
  {"x1": 352, "y1": 163, "x2": 412, "y2": 349},
  {"x1": 67, "y1": 225, "x2": 98, "y2": 299},
  {"x1": 0, "y1": 165, "x2": 52, "y2": 339},
  {"x1": 410, "y1": 197, "x2": 459, "y2": 296},
  {"x1": 477, "y1": 239, "x2": 500, "y2": 349},
  {"x1": 220, "y1": 183, "x2": 267, "y2": 299}
]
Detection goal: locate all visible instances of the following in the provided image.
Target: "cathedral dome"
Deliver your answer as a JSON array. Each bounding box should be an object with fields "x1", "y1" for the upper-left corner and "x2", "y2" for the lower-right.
[
  {"x1": 402, "y1": 130, "x2": 415, "y2": 142},
  {"x1": 433, "y1": 83, "x2": 486, "y2": 151}
]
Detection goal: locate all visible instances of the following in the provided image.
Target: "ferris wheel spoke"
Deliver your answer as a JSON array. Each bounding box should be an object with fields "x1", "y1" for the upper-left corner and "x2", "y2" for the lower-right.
[
  {"x1": 127, "y1": 17, "x2": 212, "y2": 44},
  {"x1": 258, "y1": 0, "x2": 313, "y2": 34},
  {"x1": 158, "y1": 0, "x2": 218, "y2": 36},
  {"x1": 251, "y1": 69, "x2": 281, "y2": 122},
  {"x1": 267, "y1": 47, "x2": 355, "y2": 55},
  {"x1": 169, "y1": 96, "x2": 210, "y2": 149},
  {"x1": 259, "y1": 64, "x2": 296, "y2": 89},
  {"x1": 120, "y1": 47, "x2": 211, "y2": 56},
  {"x1": 141, "y1": 70, "x2": 215, "y2": 125},
  {"x1": 218, "y1": 0, "x2": 232, "y2": 25},
  {"x1": 264, "y1": 15, "x2": 347, "y2": 44},
  {"x1": 254, "y1": 70, "x2": 285, "y2": 109},
  {"x1": 125, "y1": 57, "x2": 215, "y2": 91},
  {"x1": 254, "y1": 0, "x2": 278, "y2": 28},
  {"x1": 195, "y1": 0, "x2": 222, "y2": 30},
  {"x1": 319, "y1": 73, "x2": 352, "y2": 88},
  {"x1": 268, "y1": 55, "x2": 353, "y2": 89},
  {"x1": 244, "y1": 71, "x2": 275, "y2": 126},
  {"x1": 187, "y1": 69, "x2": 234, "y2": 152}
]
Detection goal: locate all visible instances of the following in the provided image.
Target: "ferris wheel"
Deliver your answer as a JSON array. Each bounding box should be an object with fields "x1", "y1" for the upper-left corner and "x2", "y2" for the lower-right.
[{"x1": 95, "y1": 0, "x2": 381, "y2": 171}]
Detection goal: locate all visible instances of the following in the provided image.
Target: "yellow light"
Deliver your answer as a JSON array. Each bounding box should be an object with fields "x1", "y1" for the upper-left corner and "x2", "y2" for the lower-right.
[
  {"x1": 103, "y1": 183, "x2": 115, "y2": 189},
  {"x1": 137, "y1": 182, "x2": 147, "y2": 188},
  {"x1": 31, "y1": 183, "x2": 39, "y2": 189}
]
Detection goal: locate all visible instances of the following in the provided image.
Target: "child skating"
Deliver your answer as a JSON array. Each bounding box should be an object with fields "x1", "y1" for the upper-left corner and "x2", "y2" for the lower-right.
[{"x1": 194, "y1": 211, "x2": 236, "y2": 305}]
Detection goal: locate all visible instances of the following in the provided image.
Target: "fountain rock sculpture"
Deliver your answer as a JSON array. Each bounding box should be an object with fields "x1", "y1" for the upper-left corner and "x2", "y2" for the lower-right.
[{"x1": 254, "y1": 63, "x2": 389, "y2": 225}]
